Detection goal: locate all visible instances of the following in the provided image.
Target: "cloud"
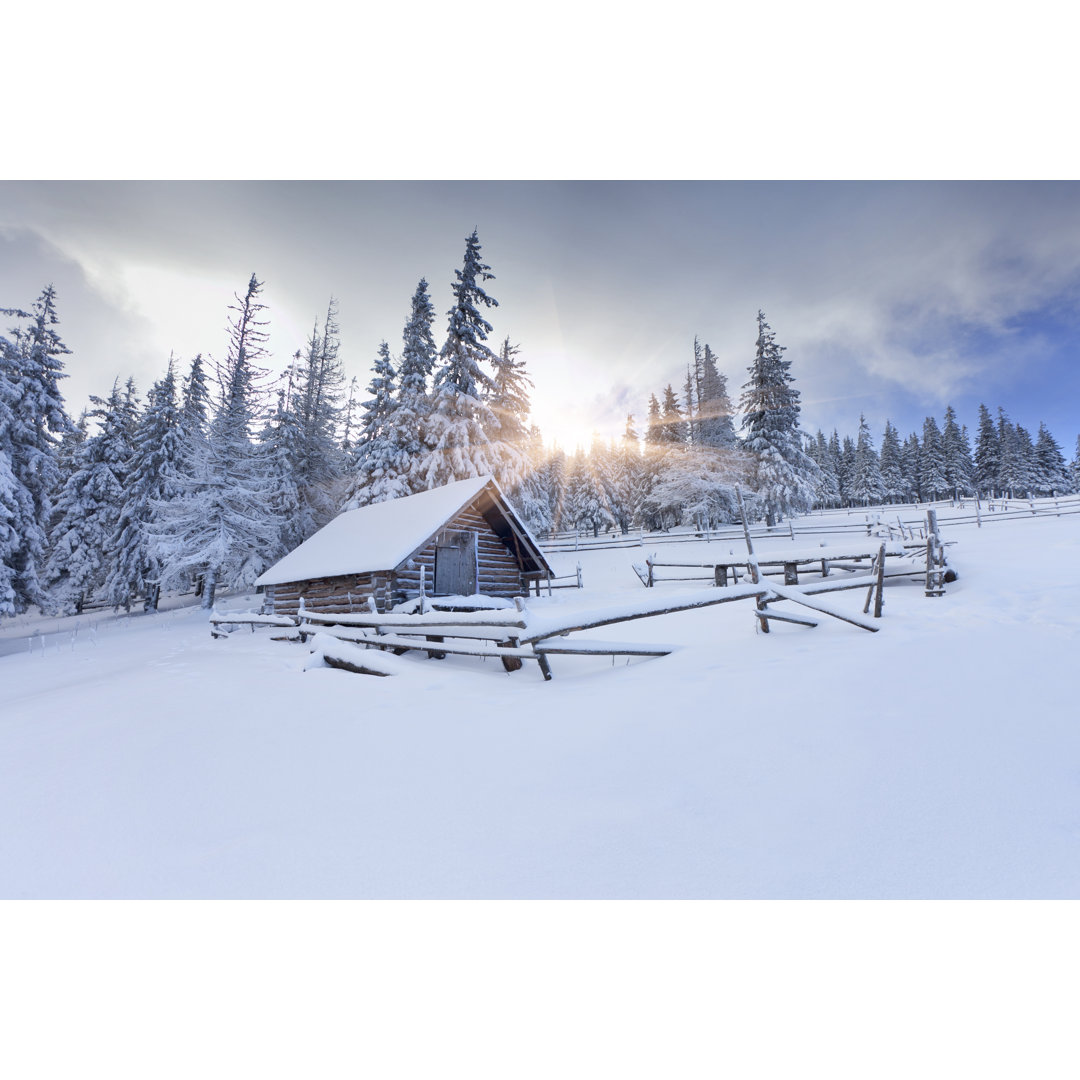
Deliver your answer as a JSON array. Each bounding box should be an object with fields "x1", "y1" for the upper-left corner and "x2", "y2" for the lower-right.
[{"x1": 3, "y1": 181, "x2": 1079, "y2": 442}]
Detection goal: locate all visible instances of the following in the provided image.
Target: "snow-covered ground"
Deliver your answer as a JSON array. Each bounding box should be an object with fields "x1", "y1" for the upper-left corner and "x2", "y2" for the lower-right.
[{"x1": 2, "y1": 508, "x2": 1078, "y2": 898}]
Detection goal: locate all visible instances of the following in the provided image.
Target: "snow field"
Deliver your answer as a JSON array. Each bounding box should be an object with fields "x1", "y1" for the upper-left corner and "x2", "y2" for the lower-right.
[{"x1": 1, "y1": 510, "x2": 1078, "y2": 898}]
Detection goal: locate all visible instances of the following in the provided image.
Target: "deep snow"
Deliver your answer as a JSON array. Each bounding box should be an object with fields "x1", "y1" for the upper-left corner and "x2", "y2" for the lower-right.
[{"x1": 1, "y1": 506, "x2": 1078, "y2": 898}]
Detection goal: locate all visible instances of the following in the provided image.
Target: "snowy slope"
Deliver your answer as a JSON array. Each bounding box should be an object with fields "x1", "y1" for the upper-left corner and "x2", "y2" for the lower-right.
[{"x1": 1, "y1": 509, "x2": 1078, "y2": 898}]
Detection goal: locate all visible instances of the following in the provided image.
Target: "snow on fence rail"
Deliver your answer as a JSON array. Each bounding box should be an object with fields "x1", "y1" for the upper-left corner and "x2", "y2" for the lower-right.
[{"x1": 540, "y1": 495, "x2": 1080, "y2": 554}]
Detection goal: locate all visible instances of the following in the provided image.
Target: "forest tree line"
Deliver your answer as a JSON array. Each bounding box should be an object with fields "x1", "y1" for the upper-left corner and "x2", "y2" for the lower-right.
[{"x1": 3, "y1": 231, "x2": 1078, "y2": 617}]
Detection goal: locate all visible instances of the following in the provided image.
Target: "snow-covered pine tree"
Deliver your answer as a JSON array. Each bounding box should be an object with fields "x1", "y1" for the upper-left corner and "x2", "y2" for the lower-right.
[
  {"x1": 683, "y1": 354, "x2": 699, "y2": 446},
  {"x1": 562, "y1": 445, "x2": 614, "y2": 537},
  {"x1": 974, "y1": 404, "x2": 999, "y2": 497},
  {"x1": 509, "y1": 426, "x2": 555, "y2": 537},
  {"x1": 292, "y1": 298, "x2": 346, "y2": 535},
  {"x1": 644, "y1": 393, "x2": 662, "y2": 449},
  {"x1": 698, "y1": 343, "x2": 738, "y2": 449},
  {"x1": 43, "y1": 380, "x2": 135, "y2": 614},
  {"x1": 1033, "y1": 422, "x2": 1069, "y2": 496},
  {"x1": 396, "y1": 279, "x2": 437, "y2": 494},
  {"x1": 809, "y1": 430, "x2": 840, "y2": 508},
  {"x1": 738, "y1": 311, "x2": 817, "y2": 524},
  {"x1": 0, "y1": 343, "x2": 26, "y2": 616},
  {"x1": 1071, "y1": 435, "x2": 1080, "y2": 493},
  {"x1": 260, "y1": 381, "x2": 304, "y2": 558},
  {"x1": 343, "y1": 341, "x2": 409, "y2": 508},
  {"x1": 106, "y1": 362, "x2": 184, "y2": 611},
  {"x1": 486, "y1": 336, "x2": 533, "y2": 489},
  {"x1": 1012, "y1": 424, "x2": 1039, "y2": 497},
  {"x1": 546, "y1": 446, "x2": 568, "y2": 533},
  {"x1": 879, "y1": 420, "x2": 906, "y2": 504},
  {"x1": 995, "y1": 408, "x2": 1020, "y2": 497},
  {"x1": 849, "y1": 414, "x2": 885, "y2": 506},
  {"x1": 0, "y1": 288, "x2": 74, "y2": 611},
  {"x1": 839, "y1": 436, "x2": 856, "y2": 505},
  {"x1": 659, "y1": 384, "x2": 688, "y2": 445},
  {"x1": 942, "y1": 405, "x2": 974, "y2": 497},
  {"x1": 419, "y1": 230, "x2": 500, "y2": 488},
  {"x1": 900, "y1": 432, "x2": 921, "y2": 502},
  {"x1": 615, "y1": 414, "x2": 645, "y2": 532},
  {"x1": 152, "y1": 277, "x2": 281, "y2": 608},
  {"x1": 919, "y1": 416, "x2": 948, "y2": 501},
  {"x1": 590, "y1": 434, "x2": 626, "y2": 534}
]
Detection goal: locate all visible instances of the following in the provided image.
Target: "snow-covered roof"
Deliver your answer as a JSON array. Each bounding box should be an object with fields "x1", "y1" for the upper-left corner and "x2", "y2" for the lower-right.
[{"x1": 255, "y1": 476, "x2": 547, "y2": 587}]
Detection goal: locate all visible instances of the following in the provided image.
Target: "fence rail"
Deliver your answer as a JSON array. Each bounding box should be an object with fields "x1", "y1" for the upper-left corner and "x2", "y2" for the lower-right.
[{"x1": 541, "y1": 496, "x2": 1080, "y2": 555}]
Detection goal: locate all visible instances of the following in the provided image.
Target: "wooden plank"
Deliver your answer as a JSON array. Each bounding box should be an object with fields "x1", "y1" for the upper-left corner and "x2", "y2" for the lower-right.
[
  {"x1": 519, "y1": 583, "x2": 769, "y2": 644},
  {"x1": 756, "y1": 609, "x2": 819, "y2": 627},
  {"x1": 766, "y1": 582, "x2": 880, "y2": 632},
  {"x1": 532, "y1": 639, "x2": 675, "y2": 656}
]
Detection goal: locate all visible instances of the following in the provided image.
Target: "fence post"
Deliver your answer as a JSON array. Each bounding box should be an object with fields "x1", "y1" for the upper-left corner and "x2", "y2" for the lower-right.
[
  {"x1": 874, "y1": 542, "x2": 885, "y2": 617},
  {"x1": 576, "y1": 562, "x2": 583, "y2": 589}
]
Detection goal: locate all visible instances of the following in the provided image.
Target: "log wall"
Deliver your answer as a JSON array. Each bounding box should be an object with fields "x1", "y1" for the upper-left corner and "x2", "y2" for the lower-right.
[
  {"x1": 265, "y1": 572, "x2": 388, "y2": 617},
  {"x1": 391, "y1": 504, "x2": 525, "y2": 606}
]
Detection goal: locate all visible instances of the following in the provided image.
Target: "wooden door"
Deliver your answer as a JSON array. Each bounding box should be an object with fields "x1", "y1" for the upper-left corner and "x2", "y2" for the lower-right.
[{"x1": 434, "y1": 531, "x2": 478, "y2": 595}]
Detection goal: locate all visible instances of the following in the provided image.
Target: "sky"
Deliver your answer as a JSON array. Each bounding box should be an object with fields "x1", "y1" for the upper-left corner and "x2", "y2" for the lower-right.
[{"x1": 2, "y1": 180, "x2": 1079, "y2": 454}]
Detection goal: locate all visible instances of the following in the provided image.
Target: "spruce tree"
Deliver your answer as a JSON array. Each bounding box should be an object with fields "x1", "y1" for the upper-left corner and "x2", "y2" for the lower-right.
[
  {"x1": 292, "y1": 299, "x2": 346, "y2": 535},
  {"x1": 0, "y1": 288, "x2": 74, "y2": 611},
  {"x1": 974, "y1": 404, "x2": 999, "y2": 497},
  {"x1": 152, "y1": 277, "x2": 280, "y2": 607},
  {"x1": 106, "y1": 363, "x2": 183, "y2": 611},
  {"x1": 487, "y1": 336, "x2": 533, "y2": 489},
  {"x1": 920, "y1": 416, "x2": 948, "y2": 501},
  {"x1": 43, "y1": 380, "x2": 135, "y2": 614},
  {"x1": 397, "y1": 279, "x2": 438, "y2": 492},
  {"x1": 879, "y1": 420, "x2": 906, "y2": 504},
  {"x1": 698, "y1": 343, "x2": 737, "y2": 449},
  {"x1": 1034, "y1": 422, "x2": 1069, "y2": 495},
  {"x1": 901, "y1": 432, "x2": 921, "y2": 502},
  {"x1": 660, "y1": 384, "x2": 688, "y2": 445},
  {"x1": 850, "y1": 414, "x2": 885, "y2": 505},
  {"x1": 344, "y1": 341, "x2": 409, "y2": 507},
  {"x1": 419, "y1": 230, "x2": 500, "y2": 488},
  {"x1": 738, "y1": 311, "x2": 817, "y2": 524},
  {"x1": 942, "y1": 405, "x2": 974, "y2": 497}
]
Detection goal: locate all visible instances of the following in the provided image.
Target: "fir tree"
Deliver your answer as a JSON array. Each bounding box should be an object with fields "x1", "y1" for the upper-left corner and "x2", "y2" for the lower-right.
[
  {"x1": 1033, "y1": 422, "x2": 1069, "y2": 496},
  {"x1": 43, "y1": 380, "x2": 134, "y2": 614},
  {"x1": 698, "y1": 343, "x2": 737, "y2": 449},
  {"x1": 879, "y1": 420, "x2": 906, "y2": 504},
  {"x1": 901, "y1": 432, "x2": 921, "y2": 502},
  {"x1": 419, "y1": 230, "x2": 500, "y2": 488},
  {"x1": 850, "y1": 414, "x2": 885, "y2": 505},
  {"x1": 486, "y1": 336, "x2": 533, "y2": 489},
  {"x1": 152, "y1": 277, "x2": 280, "y2": 607},
  {"x1": 974, "y1": 404, "x2": 999, "y2": 497},
  {"x1": 920, "y1": 416, "x2": 948, "y2": 500},
  {"x1": 292, "y1": 298, "x2": 346, "y2": 534},
  {"x1": 397, "y1": 279, "x2": 438, "y2": 492},
  {"x1": 106, "y1": 363, "x2": 183, "y2": 610},
  {"x1": 810, "y1": 430, "x2": 840, "y2": 508},
  {"x1": 0, "y1": 288, "x2": 74, "y2": 611},
  {"x1": 942, "y1": 405, "x2": 974, "y2": 497},
  {"x1": 644, "y1": 393, "x2": 663, "y2": 448},
  {"x1": 738, "y1": 311, "x2": 817, "y2": 524},
  {"x1": 344, "y1": 341, "x2": 410, "y2": 507},
  {"x1": 659, "y1": 384, "x2": 688, "y2": 445}
]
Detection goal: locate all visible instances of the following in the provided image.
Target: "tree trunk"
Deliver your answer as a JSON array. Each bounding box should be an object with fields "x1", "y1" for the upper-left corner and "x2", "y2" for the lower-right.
[{"x1": 202, "y1": 567, "x2": 217, "y2": 610}]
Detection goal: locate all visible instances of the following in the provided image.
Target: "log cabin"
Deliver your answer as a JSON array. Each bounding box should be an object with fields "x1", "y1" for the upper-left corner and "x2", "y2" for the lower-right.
[{"x1": 254, "y1": 476, "x2": 553, "y2": 616}]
